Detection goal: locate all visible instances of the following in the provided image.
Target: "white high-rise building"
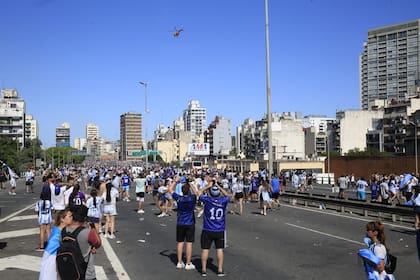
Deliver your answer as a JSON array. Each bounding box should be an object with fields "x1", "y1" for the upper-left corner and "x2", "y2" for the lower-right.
[
  {"x1": 86, "y1": 123, "x2": 99, "y2": 140},
  {"x1": 25, "y1": 114, "x2": 39, "y2": 140},
  {"x1": 183, "y1": 100, "x2": 206, "y2": 139},
  {"x1": 360, "y1": 19, "x2": 420, "y2": 110},
  {"x1": 0, "y1": 89, "x2": 26, "y2": 148}
]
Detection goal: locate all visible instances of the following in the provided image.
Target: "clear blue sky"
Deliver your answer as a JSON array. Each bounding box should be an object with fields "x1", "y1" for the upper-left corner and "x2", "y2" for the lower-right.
[{"x1": 1, "y1": 0, "x2": 419, "y2": 147}]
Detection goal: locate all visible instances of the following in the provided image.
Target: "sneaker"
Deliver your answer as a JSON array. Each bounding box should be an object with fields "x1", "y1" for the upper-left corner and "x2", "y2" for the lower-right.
[
  {"x1": 157, "y1": 212, "x2": 166, "y2": 218},
  {"x1": 109, "y1": 234, "x2": 116, "y2": 239},
  {"x1": 185, "y1": 263, "x2": 196, "y2": 270},
  {"x1": 137, "y1": 209, "x2": 145, "y2": 214},
  {"x1": 176, "y1": 262, "x2": 185, "y2": 269},
  {"x1": 201, "y1": 271, "x2": 207, "y2": 277},
  {"x1": 126, "y1": 198, "x2": 130, "y2": 202},
  {"x1": 105, "y1": 233, "x2": 110, "y2": 238},
  {"x1": 35, "y1": 247, "x2": 44, "y2": 252},
  {"x1": 217, "y1": 271, "x2": 225, "y2": 277}
]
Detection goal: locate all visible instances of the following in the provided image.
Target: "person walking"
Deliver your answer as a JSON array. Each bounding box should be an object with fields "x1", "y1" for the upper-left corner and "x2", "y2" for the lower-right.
[
  {"x1": 168, "y1": 176, "x2": 197, "y2": 270},
  {"x1": 197, "y1": 180, "x2": 230, "y2": 277},
  {"x1": 25, "y1": 167, "x2": 35, "y2": 193}
]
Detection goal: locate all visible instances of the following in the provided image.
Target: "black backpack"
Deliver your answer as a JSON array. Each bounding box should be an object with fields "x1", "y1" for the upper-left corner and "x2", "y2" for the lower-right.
[{"x1": 56, "y1": 227, "x2": 88, "y2": 280}]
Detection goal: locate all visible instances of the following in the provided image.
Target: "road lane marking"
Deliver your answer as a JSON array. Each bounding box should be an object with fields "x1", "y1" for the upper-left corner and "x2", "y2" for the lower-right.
[
  {"x1": 101, "y1": 236, "x2": 131, "y2": 280},
  {"x1": 285, "y1": 223, "x2": 365, "y2": 246},
  {"x1": 0, "y1": 228, "x2": 39, "y2": 239},
  {"x1": 0, "y1": 203, "x2": 34, "y2": 224},
  {"x1": 0, "y1": 254, "x2": 108, "y2": 279},
  {"x1": 8, "y1": 215, "x2": 37, "y2": 221}
]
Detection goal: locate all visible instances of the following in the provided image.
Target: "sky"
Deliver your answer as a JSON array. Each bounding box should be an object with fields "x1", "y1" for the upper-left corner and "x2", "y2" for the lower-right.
[{"x1": 1, "y1": 0, "x2": 419, "y2": 147}]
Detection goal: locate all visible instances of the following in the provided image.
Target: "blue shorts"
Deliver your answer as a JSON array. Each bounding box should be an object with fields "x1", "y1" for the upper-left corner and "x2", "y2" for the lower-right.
[{"x1": 122, "y1": 185, "x2": 130, "y2": 191}]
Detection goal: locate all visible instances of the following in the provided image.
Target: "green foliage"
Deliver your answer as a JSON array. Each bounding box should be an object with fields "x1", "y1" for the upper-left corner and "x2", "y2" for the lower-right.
[{"x1": 345, "y1": 148, "x2": 393, "y2": 157}]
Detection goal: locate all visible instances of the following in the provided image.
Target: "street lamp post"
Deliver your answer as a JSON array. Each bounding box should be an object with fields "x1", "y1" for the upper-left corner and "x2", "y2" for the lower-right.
[
  {"x1": 139, "y1": 82, "x2": 150, "y2": 170},
  {"x1": 264, "y1": 0, "x2": 273, "y2": 177},
  {"x1": 409, "y1": 121, "x2": 418, "y2": 175}
]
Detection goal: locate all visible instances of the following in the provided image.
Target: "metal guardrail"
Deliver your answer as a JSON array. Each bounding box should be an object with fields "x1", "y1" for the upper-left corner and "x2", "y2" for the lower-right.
[{"x1": 280, "y1": 190, "x2": 416, "y2": 225}]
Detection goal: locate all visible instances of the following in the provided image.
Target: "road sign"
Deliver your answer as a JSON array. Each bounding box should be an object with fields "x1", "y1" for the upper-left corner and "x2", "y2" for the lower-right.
[{"x1": 132, "y1": 151, "x2": 146, "y2": 156}]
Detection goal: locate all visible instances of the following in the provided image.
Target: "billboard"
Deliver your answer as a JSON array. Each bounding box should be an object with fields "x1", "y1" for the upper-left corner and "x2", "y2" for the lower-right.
[{"x1": 188, "y1": 143, "x2": 210, "y2": 156}]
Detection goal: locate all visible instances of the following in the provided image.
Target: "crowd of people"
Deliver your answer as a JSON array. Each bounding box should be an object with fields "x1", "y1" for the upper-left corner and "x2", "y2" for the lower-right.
[{"x1": 12, "y1": 161, "x2": 419, "y2": 279}]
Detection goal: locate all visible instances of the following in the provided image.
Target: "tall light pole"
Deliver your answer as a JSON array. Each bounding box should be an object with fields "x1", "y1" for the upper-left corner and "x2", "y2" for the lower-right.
[
  {"x1": 264, "y1": 0, "x2": 273, "y2": 176},
  {"x1": 139, "y1": 82, "x2": 150, "y2": 170},
  {"x1": 409, "y1": 121, "x2": 418, "y2": 175}
]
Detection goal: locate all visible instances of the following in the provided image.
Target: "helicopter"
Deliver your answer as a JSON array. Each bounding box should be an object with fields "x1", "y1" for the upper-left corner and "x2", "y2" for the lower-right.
[{"x1": 171, "y1": 28, "x2": 184, "y2": 38}]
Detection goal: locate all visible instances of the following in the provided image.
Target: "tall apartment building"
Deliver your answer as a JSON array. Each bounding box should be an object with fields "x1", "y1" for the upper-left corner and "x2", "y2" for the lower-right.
[
  {"x1": 25, "y1": 114, "x2": 38, "y2": 140},
  {"x1": 360, "y1": 19, "x2": 420, "y2": 110},
  {"x1": 120, "y1": 112, "x2": 142, "y2": 161},
  {"x1": 86, "y1": 123, "x2": 99, "y2": 140},
  {"x1": 204, "y1": 116, "x2": 232, "y2": 156},
  {"x1": 56, "y1": 122, "x2": 70, "y2": 147},
  {"x1": 183, "y1": 100, "x2": 206, "y2": 140},
  {"x1": 0, "y1": 89, "x2": 26, "y2": 148}
]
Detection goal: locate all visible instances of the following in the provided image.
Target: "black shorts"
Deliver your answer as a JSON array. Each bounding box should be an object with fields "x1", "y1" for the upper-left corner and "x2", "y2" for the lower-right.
[
  {"x1": 26, "y1": 180, "x2": 33, "y2": 185},
  {"x1": 176, "y1": 224, "x2": 195, "y2": 243},
  {"x1": 234, "y1": 192, "x2": 244, "y2": 200},
  {"x1": 201, "y1": 230, "x2": 225, "y2": 249},
  {"x1": 250, "y1": 190, "x2": 258, "y2": 194},
  {"x1": 271, "y1": 192, "x2": 280, "y2": 199},
  {"x1": 136, "y1": 192, "x2": 145, "y2": 198}
]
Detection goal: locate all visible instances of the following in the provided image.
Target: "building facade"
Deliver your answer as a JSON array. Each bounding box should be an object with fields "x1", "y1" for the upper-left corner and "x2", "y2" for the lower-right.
[
  {"x1": 183, "y1": 100, "x2": 206, "y2": 140},
  {"x1": 0, "y1": 89, "x2": 26, "y2": 148},
  {"x1": 360, "y1": 19, "x2": 420, "y2": 110},
  {"x1": 56, "y1": 122, "x2": 70, "y2": 147},
  {"x1": 120, "y1": 112, "x2": 142, "y2": 161},
  {"x1": 204, "y1": 116, "x2": 232, "y2": 157},
  {"x1": 25, "y1": 114, "x2": 38, "y2": 140}
]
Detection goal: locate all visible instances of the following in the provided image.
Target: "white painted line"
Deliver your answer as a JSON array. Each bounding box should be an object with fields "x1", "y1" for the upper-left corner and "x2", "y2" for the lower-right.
[
  {"x1": 285, "y1": 223, "x2": 365, "y2": 246},
  {"x1": 8, "y1": 215, "x2": 37, "y2": 221},
  {"x1": 0, "y1": 254, "x2": 108, "y2": 279},
  {"x1": 0, "y1": 228, "x2": 39, "y2": 239},
  {"x1": 0, "y1": 203, "x2": 35, "y2": 224},
  {"x1": 101, "y1": 236, "x2": 131, "y2": 280},
  {"x1": 0, "y1": 254, "x2": 40, "y2": 271}
]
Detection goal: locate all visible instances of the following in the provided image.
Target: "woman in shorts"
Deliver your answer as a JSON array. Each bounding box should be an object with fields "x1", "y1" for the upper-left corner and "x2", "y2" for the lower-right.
[
  {"x1": 102, "y1": 182, "x2": 119, "y2": 239},
  {"x1": 231, "y1": 177, "x2": 244, "y2": 215}
]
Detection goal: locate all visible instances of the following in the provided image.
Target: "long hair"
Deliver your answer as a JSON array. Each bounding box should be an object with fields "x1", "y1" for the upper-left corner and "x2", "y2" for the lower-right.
[
  {"x1": 90, "y1": 188, "x2": 97, "y2": 207},
  {"x1": 366, "y1": 221, "x2": 386, "y2": 246},
  {"x1": 106, "y1": 182, "x2": 113, "y2": 202}
]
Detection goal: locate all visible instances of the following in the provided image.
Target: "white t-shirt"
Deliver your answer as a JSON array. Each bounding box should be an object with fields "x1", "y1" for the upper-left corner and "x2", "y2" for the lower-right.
[
  {"x1": 50, "y1": 183, "x2": 66, "y2": 211},
  {"x1": 63, "y1": 186, "x2": 74, "y2": 206}
]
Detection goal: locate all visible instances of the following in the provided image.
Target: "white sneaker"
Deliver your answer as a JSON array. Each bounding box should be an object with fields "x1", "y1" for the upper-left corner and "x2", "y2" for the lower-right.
[
  {"x1": 126, "y1": 198, "x2": 130, "y2": 202},
  {"x1": 176, "y1": 262, "x2": 185, "y2": 269},
  {"x1": 157, "y1": 212, "x2": 166, "y2": 218},
  {"x1": 105, "y1": 233, "x2": 110, "y2": 238},
  {"x1": 185, "y1": 263, "x2": 196, "y2": 270},
  {"x1": 137, "y1": 209, "x2": 145, "y2": 214},
  {"x1": 109, "y1": 234, "x2": 116, "y2": 239}
]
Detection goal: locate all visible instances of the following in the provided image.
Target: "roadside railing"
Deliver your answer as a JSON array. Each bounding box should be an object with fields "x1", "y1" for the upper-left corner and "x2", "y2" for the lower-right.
[{"x1": 280, "y1": 190, "x2": 415, "y2": 226}]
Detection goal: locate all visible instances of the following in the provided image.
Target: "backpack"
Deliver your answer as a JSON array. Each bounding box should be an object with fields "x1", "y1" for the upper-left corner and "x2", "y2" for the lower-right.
[
  {"x1": 385, "y1": 251, "x2": 397, "y2": 274},
  {"x1": 371, "y1": 243, "x2": 397, "y2": 274},
  {"x1": 56, "y1": 227, "x2": 88, "y2": 280}
]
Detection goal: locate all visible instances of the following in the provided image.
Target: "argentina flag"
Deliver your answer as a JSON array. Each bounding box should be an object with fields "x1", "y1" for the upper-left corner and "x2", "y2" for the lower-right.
[{"x1": 39, "y1": 226, "x2": 61, "y2": 280}]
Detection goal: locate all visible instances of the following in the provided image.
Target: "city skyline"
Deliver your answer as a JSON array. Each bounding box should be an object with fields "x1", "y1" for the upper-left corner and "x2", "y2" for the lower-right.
[{"x1": 1, "y1": 0, "x2": 419, "y2": 147}]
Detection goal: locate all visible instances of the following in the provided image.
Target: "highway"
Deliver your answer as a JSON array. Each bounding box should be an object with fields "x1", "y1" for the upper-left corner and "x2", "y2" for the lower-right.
[{"x1": 0, "y1": 180, "x2": 418, "y2": 279}]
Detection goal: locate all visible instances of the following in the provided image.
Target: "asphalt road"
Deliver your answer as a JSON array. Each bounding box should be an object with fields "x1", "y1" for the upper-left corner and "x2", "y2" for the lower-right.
[{"x1": 0, "y1": 180, "x2": 419, "y2": 279}]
